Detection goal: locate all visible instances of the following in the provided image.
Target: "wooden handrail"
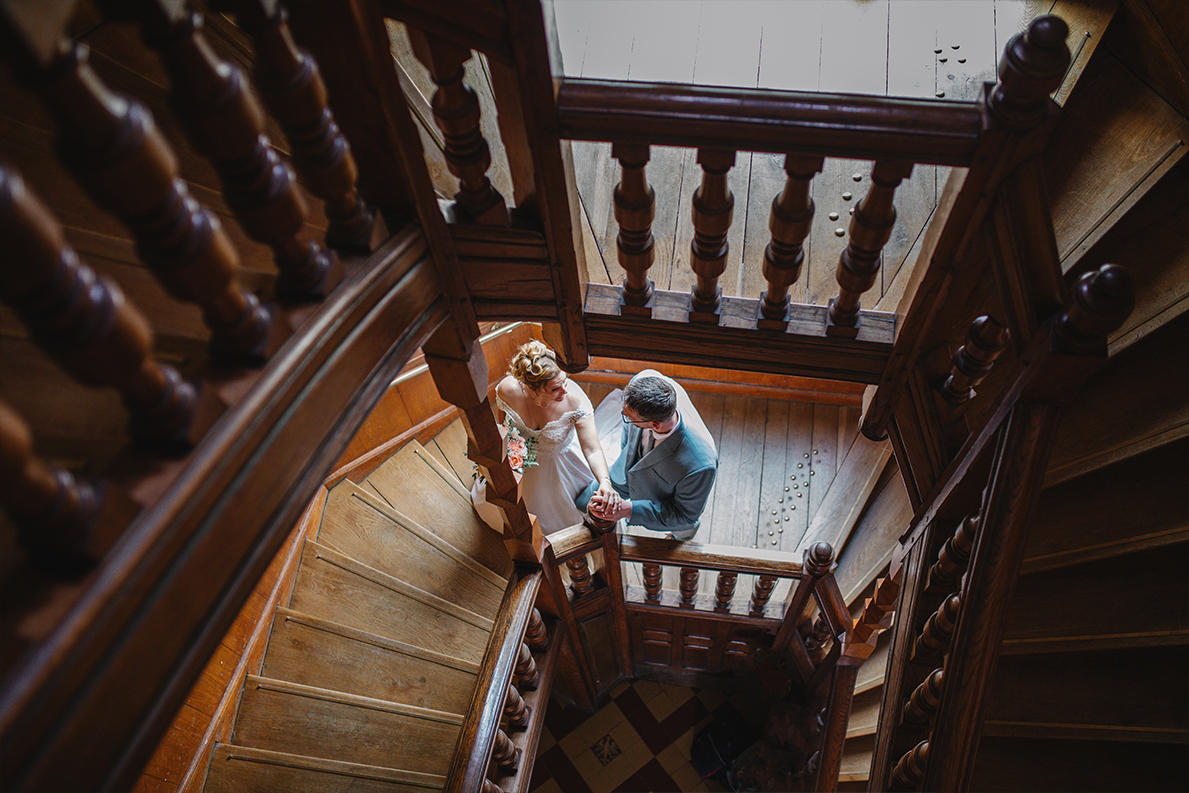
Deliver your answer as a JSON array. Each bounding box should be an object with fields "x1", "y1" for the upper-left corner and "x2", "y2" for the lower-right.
[
  {"x1": 620, "y1": 535, "x2": 805, "y2": 578},
  {"x1": 0, "y1": 227, "x2": 447, "y2": 791},
  {"x1": 557, "y1": 78, "x2": 984, "y2": 166},
  {"x1": 444, "y1": 565, "x2": 542, "y2": 793}
]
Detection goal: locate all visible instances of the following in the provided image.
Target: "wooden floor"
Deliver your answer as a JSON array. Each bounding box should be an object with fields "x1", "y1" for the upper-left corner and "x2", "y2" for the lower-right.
[
  {"x1": 423, "y1": 379, "x2": 862, "y2": 571},
  {"x1": 560, "y1": 0, "x2": 1037, "y2": 308}
]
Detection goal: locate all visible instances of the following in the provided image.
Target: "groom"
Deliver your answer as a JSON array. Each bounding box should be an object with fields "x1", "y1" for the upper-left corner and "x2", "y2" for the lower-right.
[{"x1": 577, "y1": 370, "x2": 717, "y2": 540}]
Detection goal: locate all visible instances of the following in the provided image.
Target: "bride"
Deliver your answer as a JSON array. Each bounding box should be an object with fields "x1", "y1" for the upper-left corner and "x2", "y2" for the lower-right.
[{"x1": 471, "y1": 341, "x2": 617, "y2": 534}]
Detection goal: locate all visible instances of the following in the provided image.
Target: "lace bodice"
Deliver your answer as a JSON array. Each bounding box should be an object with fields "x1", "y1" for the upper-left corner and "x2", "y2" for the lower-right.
[{"x1": 497, "y1": 395, "x2": 591, "y2": 460}]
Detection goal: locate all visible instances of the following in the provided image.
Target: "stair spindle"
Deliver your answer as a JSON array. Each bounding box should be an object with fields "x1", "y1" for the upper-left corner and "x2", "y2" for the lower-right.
[
  {"x1": 913, "y1": 593, "x2": 961, "y2": 661},
  {"x1": 228, "y1": 0, "x2": 375, "y2": 250},
  {"x1": 759, "y1": 154, "x2": 823, "y2": 325},
  {"x1": 0, "y1": 400, "x2": 100, "y2": 574},
  {"x1": 807, "y1": 614, "x2": 833, "y2": 665},
  {"x1": 481, "y1": 780, "x2": 504, "y2": 793},
  {"x1": 503, "y1": 683, "x2": 529, "y2": 729},
  {"x1": 566, "y1": 554, "x2": 593, "y2": 597},
  {"x1": 642, "y1": 562, "x2": 662, "y2": 603},
  {"x1": 0, "y1": 165, "x2": 197, "y2": 446},
  {"x1": 524, "y1": 607, "x2": 548, "y2": 650},
  {"x1": 827, "y1": 159, "x2": 913, "y2": 336},
  {"x1": 408, "y1": 30, "x2": 508, "y2": 225},
  {"x1": 714, "y1": 571, "x2": 737, "y2": 611},
  {"x1": 750, "y1": 574, "x2": 777, "y2": 615},
  {"x1": 926, "y1": 514, "x2": 978, "y2": 594},
  {"x1": 129, "y1": 3, "x2": 336, "y2": 298},
  {"x1": 612, "y1": 143, "x2": 656, "y2": 313},
  {"x1": 688, "y1": 148, "x2": 736, "y2": 322},
  {"x1": 490, "y1": 727, "x2": 520, "y2": 772},
  {"x1": 679, "y1": 567, "x2": 699, "y2": 607},
  {"x1": 941, "y1": 316, "x2": 1011, "y2": 405},
  {"x1": 514, "y1": 642, "x2": 540, "y2": 690},
  {"x1": 890, "y1": 740, "x2": 929, "y2": 791},
  {"x1": 1, "y1": 29, "x2": 273, "y2": 361},
  {"x1": 901, "y1": 668, "x2": 945, "y2": 728}
]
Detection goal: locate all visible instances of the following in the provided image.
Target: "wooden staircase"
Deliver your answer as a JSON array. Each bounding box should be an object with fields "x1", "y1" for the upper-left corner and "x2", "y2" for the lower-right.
[{"x1": 201, "y1": 441, "x2": 513, "y2": 791}]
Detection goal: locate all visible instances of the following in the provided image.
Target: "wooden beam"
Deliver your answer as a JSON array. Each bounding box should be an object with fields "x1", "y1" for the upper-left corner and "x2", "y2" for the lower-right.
[
  {"x1": 584, "y1": 284, "x2": 893, "y2": 384},
  {"x1": 556, "y1": 78, "x2": 983, "y2": 166}
]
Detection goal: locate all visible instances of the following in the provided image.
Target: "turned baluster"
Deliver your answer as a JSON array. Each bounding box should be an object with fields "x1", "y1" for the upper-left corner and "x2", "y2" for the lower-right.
[
  {"x1": 514, "y1": 643, "x2": 539, "y2": 690},
  {"x1": 806, "y1": 614, "x2": 833, "y2": 663},
  {"x1": 0, "y1": 400, "x2": 100, "y2": 573},
  {"x1": 228, "y1": 0, "x2": 374, "y2": 250},
  {"x1": 524, "y1": 608, "x2": 548, "y2": 651},
  {"x1": 1053, "y1": 265, "x2": 1135, "y2": 355},
  {"x1": 490, "y1": 727, "x2": 520, "y2": 771},
  {"x1": 688, "y1": 148, "x2": 736, "y2": 321},
  {"x1": 566, "y1": 554, "x2": 593, "y2": 597},
  {"x1": 941, "y1": 316, "x2": 1011, "y2": 405},
  {"x1": 714, "y1": 571, "x2": 737, "y2": 612},
  {"x1": 613, "y1": 143, "x2": 656, "y2": 311},
  {"x1": 760, "y1": 154, "x2": 823, "y2": 324},
  {"x1": 926, "y1": 514, "x2": 978, "y2": 594},
  {"x1": 913, "y1": 593, "x2": 961, "y2": 661},
  {"x1": 504, "y1": 683, "x2": 529, "y2": 729},
  {"x1": 127, "y1": 3, "x2": 334, "y2": 298},
  {"x1": 901, "y1": 668, "x2": 945, "y2": 728},
  {"x1": 678, "y1": 567, "x2": 699, "y2": 607},
  {"x1": 827, "y1": 159, "x2": 914, "y2": 335},
  {"x1": 0, "y1": 165, "x2": 196, "y2": 445},
  {"x1": 750, "y1": 574, "x2": 777, "y2": 615},
  {"x1": 481, "y1": 781, "x2": 503, "y2": 793},
  {"x1": 889, "y1": 740, "x2": 929, "y2": 791},
  {"x1": 2, "y1": 32, "x2": 271, "y2": 360},
  {"x1": 408, "y1": 30, "x2": 508, "y2": 225},
  {"x1": 642, "y1": 562, "x2": 663, "y2": 603}
]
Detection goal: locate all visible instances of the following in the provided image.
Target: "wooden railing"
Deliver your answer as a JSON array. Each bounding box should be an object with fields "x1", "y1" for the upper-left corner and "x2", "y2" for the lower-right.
[{"x1": 445, "y1": 566, "x2": 560, "y2": 793}]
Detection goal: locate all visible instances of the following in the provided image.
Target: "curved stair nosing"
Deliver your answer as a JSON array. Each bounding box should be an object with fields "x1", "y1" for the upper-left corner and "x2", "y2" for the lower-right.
[
  {"x1": 411, "y1": 441, "x2": 473, "y2": 500},
  {"x1": 339, "y1": 480, "x2": 507, "y2": 589},
  {"x1": 302, "y1": 541, "x2": 495, "y2": 632},
  {"x1": 209, "y1": 744, "x2": 447, "y2": 789},
  {"x1": 243, "y1": 675, "x2": 465, "y2": 726},
  {"x1": 271, "y1": 607, "x2": 482, "y2": 674}
]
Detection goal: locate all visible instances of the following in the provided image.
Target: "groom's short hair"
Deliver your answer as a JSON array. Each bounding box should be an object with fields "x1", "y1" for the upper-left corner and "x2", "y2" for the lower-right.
[{"x1": 624, "y1": 376, "x2": 677, "y2": 423}]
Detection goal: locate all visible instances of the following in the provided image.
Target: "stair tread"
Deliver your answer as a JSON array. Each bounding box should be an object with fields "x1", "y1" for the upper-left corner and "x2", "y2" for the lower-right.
[
  {"x1": 262, "y1": 607, "x2": 480, "y2": 712},
  {"x1": 366, "y1": 442, "x2": 512, "y2": 578},
  {"x1": 205, "y1": 744, "x2": 446, "y2": 792},
  {"x1": 233, "y1": 676, "x2": 461, "y2": 774},
  {"x1": 318, "y1": 480, "x2": 505, "y2": 618},
  {"x1": 289, "y1": 541, "x2": 493, "y2": 664}
]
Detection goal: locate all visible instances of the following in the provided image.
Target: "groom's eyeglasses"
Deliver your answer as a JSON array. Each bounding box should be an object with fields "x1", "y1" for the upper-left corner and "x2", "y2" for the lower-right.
[{"x1": 621, "y1": 414, "x2": 651, "y2": 426}]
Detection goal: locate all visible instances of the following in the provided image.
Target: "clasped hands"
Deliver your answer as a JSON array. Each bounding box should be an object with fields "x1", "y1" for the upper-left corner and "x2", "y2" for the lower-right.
[{"x1": 589, "y1": 480, "x2": 630, "y2": 522}]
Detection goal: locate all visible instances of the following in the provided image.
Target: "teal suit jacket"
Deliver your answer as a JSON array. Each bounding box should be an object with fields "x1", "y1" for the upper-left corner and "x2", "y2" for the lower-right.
[{"x1": 577, "y1": 371, "x2": 717, "y2": 538}]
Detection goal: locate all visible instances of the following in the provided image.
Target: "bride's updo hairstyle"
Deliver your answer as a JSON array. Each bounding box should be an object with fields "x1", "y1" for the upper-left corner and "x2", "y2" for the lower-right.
[{"x1": 509, "y1": 340, "x2": 560, "y2": 391}]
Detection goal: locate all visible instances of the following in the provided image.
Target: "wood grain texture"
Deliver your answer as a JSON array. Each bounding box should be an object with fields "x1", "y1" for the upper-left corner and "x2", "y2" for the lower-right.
[{"x1": 204, "y1": 744, "x2": 445, "y2": 793}]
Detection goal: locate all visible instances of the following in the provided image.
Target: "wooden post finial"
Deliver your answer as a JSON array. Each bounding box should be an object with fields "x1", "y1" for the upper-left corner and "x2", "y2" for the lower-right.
[
  {"x1": 1053, "y1": 264, "x2": 1135, "y2": 355},
  {"x1": 988, "y1": 15, "x2": 1071, "y2": 132}
]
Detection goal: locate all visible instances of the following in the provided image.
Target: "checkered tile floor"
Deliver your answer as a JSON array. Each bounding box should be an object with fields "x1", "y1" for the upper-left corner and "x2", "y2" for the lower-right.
[{"x1": 528, "y1": 680, "x2": 759, "y2": 793}]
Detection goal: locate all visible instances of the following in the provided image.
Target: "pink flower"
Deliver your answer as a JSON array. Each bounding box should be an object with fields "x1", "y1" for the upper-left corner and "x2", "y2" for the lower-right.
[{"x1": 508, "y1": 453, "x2": 525, "y2": 471}]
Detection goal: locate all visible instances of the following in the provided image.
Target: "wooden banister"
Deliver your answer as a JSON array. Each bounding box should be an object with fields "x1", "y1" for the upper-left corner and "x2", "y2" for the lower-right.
[
  {"x1": 227, "y1": 0, "x2": 376, "y2": 251},
  {"x1": 557, "y1": 79, "x2": 983, "y2": 165},
  {"x1": 688, "y1": 148, "x2": 736, "y2": 321},
  {"x1": 0, "y1": 20, "x2": 275, "y2": 361},
  {"x1": 0, "y1": 165, "x2": 197, "y2": 447},
  {"x1": 445, "y1": 566, "x2": 540, "y2": 793},
  {"x1": 612, "y1": 143, "x2": 656, "y2": 313},
  {"x1": 619, "y1": 534, "x2": 804, "y2": 578},
  {"x1": 760, "y1": 155, "x2": 823, "y2": 325},
  {"x1": 129, "y1": 3, "x2": 336, "y2": 298}
]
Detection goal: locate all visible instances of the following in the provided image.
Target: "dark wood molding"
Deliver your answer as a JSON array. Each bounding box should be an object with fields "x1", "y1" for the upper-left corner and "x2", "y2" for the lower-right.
[
  {"x1": 557, "y1": 78, "x2": 983, "y2": 166},
  {"x1": 0, "y1": 228, "x2": 447, "y2": 792}
]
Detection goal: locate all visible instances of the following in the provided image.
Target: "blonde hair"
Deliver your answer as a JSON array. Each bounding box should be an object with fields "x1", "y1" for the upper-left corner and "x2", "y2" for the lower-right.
[{"x1": 508, "y1": 340, "x2": 560, "y2": 391}]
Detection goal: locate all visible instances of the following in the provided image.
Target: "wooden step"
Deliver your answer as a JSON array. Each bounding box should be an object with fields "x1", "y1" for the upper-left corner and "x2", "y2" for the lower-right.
[
  {"x1": 424, "y1": 418, "x2": 473, "y2": 485},
  {"x1": 318, "y1": 480, "x2": 505, "y2": 618},
  {"x1": 261, "y1": 607, "x2": 480, "y2": 712},
  {"x1": 204, "y1": 744, "x2": 446, "y2": 793},
  {"x1": 1001, "y1": 544, "x2": 1189, "y2": 655},
  {"x1": 1024, "y1": 438, "x2": 1188, "y2": 575},
  {"x1": 232, "y1": 676, "x2": 461, "y2": 775},
  {"x1": 289, "y1": 541, "x2": 493, "y2": 665},
  {"x1": 365, "y1": 441, "x2": 512, "y2": 578},
  {"x1": 846, "y1": 688, "x2": 882, "y2": 740},
  {"x1": 971, "y1": 736, "x2": 1188, "y2": 792},
  {"x1": 984, "y1": 646, "x2": 1188, "y2": 744},
  {"x1": 838, "y1": 734, "x2": 874, "y2": 783},
  {"x1": 854, "y1": 634, "x2": 890, "y2": 694}
]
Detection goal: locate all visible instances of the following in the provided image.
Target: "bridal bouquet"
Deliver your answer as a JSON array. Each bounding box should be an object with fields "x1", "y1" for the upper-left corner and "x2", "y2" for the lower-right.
[{"x1": 474, "y1": 422, "x2": 538, "y2": 481}]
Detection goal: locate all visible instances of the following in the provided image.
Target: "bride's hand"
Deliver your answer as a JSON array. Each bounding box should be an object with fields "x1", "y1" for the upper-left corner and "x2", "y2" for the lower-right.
[{"x1": 595, "y1": 477, "x2": 615, "y2": 502}]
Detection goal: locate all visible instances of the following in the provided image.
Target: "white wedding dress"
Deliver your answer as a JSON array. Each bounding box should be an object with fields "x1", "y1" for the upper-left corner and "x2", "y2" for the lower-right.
[{"x1": 471, "y1": 381, "x2": 622, "y2": 535}]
